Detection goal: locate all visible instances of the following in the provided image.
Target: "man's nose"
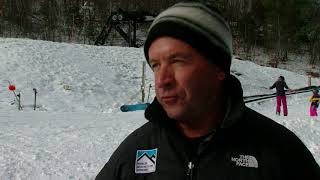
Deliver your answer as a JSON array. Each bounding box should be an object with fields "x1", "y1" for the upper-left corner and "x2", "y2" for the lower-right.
[{"x1": 156, "y1": 65, "x2": 174, "y2": 89}]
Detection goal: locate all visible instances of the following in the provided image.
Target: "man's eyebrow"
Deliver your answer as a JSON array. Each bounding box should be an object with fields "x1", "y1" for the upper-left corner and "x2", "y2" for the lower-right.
[
  {"x1": 148, "y1": 52, "x2": 191, "y2": 63},
  {"x1": 167, "y1": 52, "x2": 191, "y2": 59},
  {"x1": 149, "y1": 58, "x2": 158, "y2": 64}
]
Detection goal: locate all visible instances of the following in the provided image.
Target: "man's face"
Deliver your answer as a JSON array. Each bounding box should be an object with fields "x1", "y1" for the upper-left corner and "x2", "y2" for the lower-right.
[{"x1": 148, "y1": 36, "x2": 226, "y2": 121}]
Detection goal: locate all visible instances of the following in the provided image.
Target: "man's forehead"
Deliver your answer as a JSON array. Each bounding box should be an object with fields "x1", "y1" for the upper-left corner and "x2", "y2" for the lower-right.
[{"x1": 149, "y1": 37, "x2": 196, "y2": 57}]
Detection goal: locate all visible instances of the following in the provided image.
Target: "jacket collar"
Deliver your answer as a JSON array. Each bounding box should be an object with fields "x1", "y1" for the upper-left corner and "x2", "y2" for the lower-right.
[{"x1": 144, "y1": 75, "x2": 245, "y2": 129}]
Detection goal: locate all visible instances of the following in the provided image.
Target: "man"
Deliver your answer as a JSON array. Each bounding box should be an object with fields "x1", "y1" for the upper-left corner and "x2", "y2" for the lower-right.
[
  {"x1": 96, "y1": 1, "x2": 320, "y2": 179},
  {"x1": 269, "y1": 76, "x2": 291, "y2": 116}
]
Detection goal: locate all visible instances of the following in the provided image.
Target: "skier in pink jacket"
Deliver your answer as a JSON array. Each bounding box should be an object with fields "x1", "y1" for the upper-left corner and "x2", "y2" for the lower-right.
[{"x1": 309, "y1": 89, "x2": 320, "y2": 116}]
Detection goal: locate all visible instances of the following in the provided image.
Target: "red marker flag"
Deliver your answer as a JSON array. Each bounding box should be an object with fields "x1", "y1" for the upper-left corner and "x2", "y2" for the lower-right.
[{"x1": 8, "y1": 85, "x2": 16, "y2": 91}]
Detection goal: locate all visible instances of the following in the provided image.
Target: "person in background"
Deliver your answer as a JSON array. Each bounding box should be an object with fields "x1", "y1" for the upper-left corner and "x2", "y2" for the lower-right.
[
  {"x1": 96, "y1": 1, "x2": 320, "y2": 180},
  {"x1": 309, "y1": 89, "x2": 320, "y2": 116},
  {"x1": 269, "y1": 76, "x2": 291, "y2": 116}
]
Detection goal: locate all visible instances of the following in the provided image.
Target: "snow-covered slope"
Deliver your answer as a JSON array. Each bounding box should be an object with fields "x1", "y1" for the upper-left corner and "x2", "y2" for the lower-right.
[
  {"x1": 0, "y1": 38, "x2": 319, "y2": 179},
  {"x1": 0, "y1": 38, "x2": 154, "y2": 113}
]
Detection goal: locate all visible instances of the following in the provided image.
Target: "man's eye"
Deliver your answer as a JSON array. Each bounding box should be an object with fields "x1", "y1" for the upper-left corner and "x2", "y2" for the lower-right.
[
  {"x1": 172, "y1": 59, "x2": 186, "y2": 64},
  {"x1": 150, "y1": 63, "x2": 159, "y2": 70}
]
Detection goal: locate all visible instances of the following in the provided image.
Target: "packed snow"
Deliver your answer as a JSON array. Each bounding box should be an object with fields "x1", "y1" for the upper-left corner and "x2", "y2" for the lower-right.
[{"x1": 0, "y1": 38, "x2": 319, "y2": 180}]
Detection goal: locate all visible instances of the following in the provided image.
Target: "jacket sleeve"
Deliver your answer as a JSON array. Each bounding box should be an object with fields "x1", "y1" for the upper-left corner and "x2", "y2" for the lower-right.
[
  {"x1": 309, "y1": 96, "x2": 314, "y2": 102},
  {"x1": 95, "y1": 125, "x2": 145, "y2": 180},
  {"x1": 284, "y1": 82, "x2": 289, "y2": 89},
  {"x1": 95, "y1": 148, "x2": 122, "y2": 180},
  {"x1": 283, "y1": 132, "x2": 320, "y2": 179},
  {"x1": 294, "y1": 147, "x2": 320, "y2": 178},
  {"x1": 95, "y1": 132, "x2": 137, "y2": 180},
  {"x1": 269, "y1": 83, "x2": 276, "y2": 89}
]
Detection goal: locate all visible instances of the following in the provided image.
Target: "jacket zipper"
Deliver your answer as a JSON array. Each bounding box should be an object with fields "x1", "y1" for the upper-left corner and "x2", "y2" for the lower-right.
[{"x1": 187, "y1": 161, "x2": 195, "y2": 180}]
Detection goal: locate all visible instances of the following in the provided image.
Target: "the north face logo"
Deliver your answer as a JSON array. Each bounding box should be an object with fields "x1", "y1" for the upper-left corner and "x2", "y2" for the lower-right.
[{"x1": 231, "y1": 155, "x2": 258, "y2": 168}]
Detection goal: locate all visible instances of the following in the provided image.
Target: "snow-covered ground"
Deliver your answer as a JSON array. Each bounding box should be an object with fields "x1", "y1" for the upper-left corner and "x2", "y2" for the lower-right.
[{"x1": 0, "y1": 38, "x2": 319, "y2": 179}]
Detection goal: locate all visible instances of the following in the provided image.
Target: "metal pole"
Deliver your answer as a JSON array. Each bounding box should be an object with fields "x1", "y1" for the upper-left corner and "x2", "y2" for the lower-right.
[
  {"x1": 17, "y1": 93, "x2": 21, "y2": 111},
  {"x1": 33, "y1": 88, "x2": 37, "y2": 110},
  {"x1": 6, "y1": 80, "x2": 22, "y2": 110}
]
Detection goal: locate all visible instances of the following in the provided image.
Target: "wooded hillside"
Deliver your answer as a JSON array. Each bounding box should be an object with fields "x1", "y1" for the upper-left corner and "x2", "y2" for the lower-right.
[{"x1": 0, "y1": 0, "x2": 319, "y2": 67}]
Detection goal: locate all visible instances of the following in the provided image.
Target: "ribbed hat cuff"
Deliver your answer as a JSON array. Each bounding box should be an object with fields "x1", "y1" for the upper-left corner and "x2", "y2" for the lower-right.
[{"x1": 144, "y1": 21, "x2": 231, "y2": 74}]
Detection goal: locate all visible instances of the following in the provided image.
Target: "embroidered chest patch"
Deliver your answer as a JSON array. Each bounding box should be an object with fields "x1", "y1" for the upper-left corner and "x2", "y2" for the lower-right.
[{"x1": 135, "y1": 148, "x2": 158, "y2": 174}]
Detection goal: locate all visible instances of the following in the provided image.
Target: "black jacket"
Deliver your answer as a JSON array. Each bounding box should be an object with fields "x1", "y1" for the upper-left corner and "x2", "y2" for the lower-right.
[
  {"x1": 270, "y1": 80, "x2": 289, "y2": 96},
  {"x1": 96, "y1": 76, "x2": 320, "y2": 180}
]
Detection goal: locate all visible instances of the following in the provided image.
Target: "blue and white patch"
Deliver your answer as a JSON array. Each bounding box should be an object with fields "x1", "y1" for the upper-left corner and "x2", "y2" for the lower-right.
[{"x1": 135, "y1": 148, "x2": 158, "y2": 174}]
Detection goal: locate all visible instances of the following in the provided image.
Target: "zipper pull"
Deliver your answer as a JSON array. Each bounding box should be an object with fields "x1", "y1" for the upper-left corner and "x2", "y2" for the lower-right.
[{"x1": 187, "y1": 161, "x2": 194, "y2": 180}]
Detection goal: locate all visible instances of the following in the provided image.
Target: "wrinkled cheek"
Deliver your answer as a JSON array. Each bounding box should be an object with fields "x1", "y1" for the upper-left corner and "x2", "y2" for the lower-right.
[
  {"x1": 155, "y1": 86, "x2": 161, "y2": 98},
  {"x1": 186, "y1": 80, "x2": 210, "y2": 103}
]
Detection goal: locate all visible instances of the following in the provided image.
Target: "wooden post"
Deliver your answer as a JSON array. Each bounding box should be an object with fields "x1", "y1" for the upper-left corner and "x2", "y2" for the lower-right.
[
  {"x1": 147, "y1": 84, "x2": 152, "y2": 103},
  {"x1": 71, "y1": 15, "x2": 75, "y2": 41},
  {"x1": 308, "y1": 75, "x2": 312, "y2": 86},
  {"x1": 83, "y1": 12, "x2": 86, "y2": 44},
  {"x1": 141, "y1": 61, "x2": 146, "y2": 103},
  {"x1": 128, "y1": 20, "x2": 132, "y2": 46},
  {"x1": 133, "y1": 19, "x2": 137, "y2": 47}
]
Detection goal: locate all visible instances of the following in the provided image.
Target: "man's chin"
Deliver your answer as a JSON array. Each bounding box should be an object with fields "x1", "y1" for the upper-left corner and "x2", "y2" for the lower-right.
[{"x1": 163, "y1": 107, "x2": 185, "y2": 120}]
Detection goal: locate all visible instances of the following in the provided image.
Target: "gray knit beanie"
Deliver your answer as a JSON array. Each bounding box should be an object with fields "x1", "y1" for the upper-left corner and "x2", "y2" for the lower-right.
[{"x1": 144, "y1": 1, "x2": 232, "y2": 74}]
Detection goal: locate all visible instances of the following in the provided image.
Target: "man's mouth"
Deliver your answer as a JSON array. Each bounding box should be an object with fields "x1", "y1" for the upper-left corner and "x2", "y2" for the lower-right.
[{"x1": 161, "y1": 96, "x2": 178, "y2": 104}]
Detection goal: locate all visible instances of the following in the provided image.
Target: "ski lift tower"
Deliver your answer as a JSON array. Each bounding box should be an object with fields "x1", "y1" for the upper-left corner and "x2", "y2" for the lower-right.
[{"x1": 94, "y1": 8, "x2": 156, "y2": 47}]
